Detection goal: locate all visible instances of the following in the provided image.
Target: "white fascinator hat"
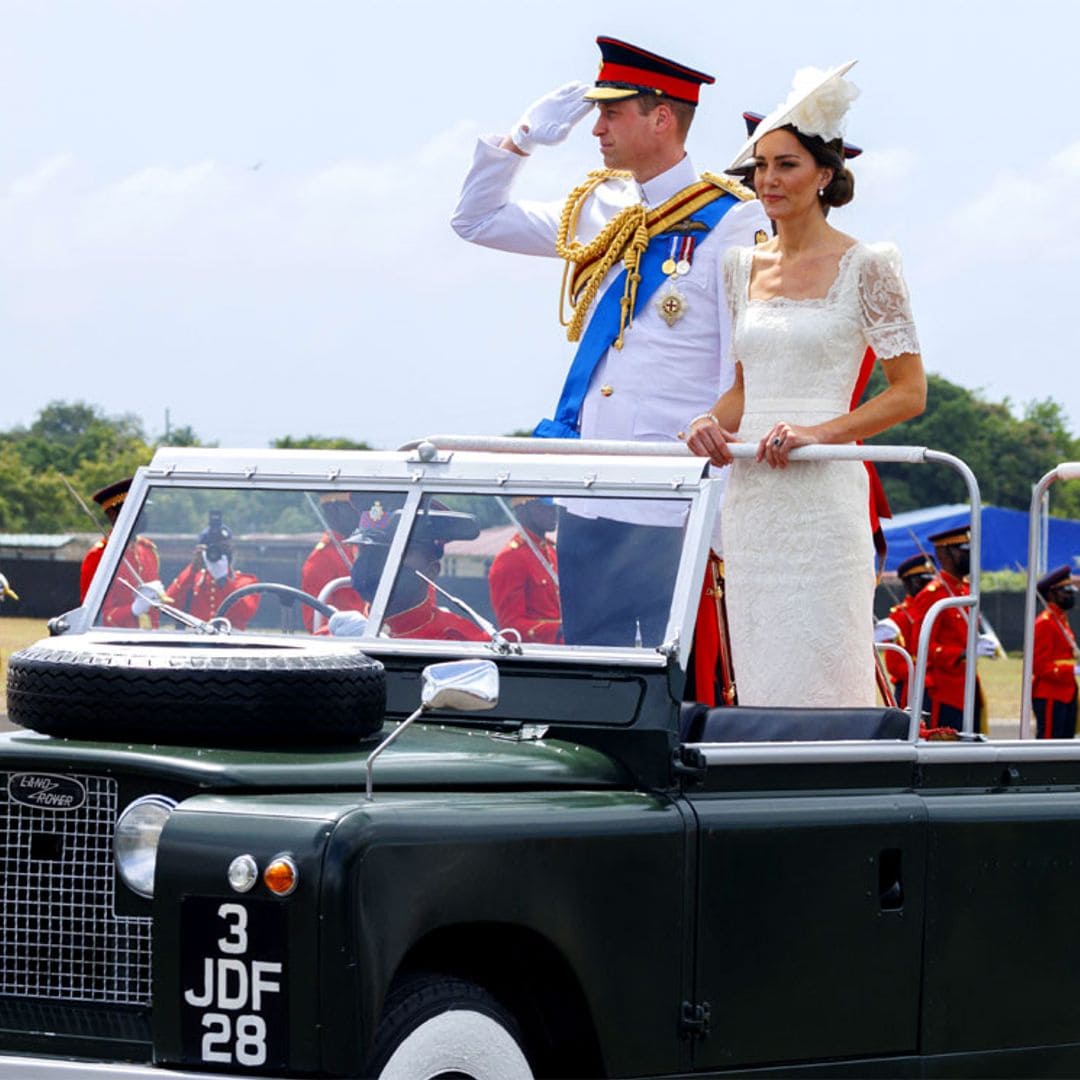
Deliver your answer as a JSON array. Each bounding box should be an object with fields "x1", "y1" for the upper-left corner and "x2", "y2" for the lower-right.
[{"x1": 728, "y1": 60, "x2": 859, "y2": 172}]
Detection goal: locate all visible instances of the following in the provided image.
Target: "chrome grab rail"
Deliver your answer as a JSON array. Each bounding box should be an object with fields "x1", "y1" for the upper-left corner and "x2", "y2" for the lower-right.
[{"x1": 1020, "y1": 462, "x2": 1080, "y2": 738}]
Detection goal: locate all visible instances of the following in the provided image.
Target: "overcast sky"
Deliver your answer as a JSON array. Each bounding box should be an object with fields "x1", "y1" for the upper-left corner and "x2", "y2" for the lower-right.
[{"x1": 2, "y1": 0, "x2": 1077, "y2": 449}]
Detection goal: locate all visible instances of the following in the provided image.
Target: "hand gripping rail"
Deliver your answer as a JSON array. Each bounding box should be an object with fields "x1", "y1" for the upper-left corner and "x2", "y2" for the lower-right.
[
  {"x1": 1020, "y1": 462, "x2": 1080, "y2": 738},
  {"x1": 403, "y1": 437, "x2": 984, "y2": 738}
]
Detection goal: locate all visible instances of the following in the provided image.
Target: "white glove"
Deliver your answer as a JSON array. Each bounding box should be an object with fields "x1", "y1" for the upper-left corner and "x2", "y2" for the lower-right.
[
  {"x1": 510, "y1": 81, "x2": 593, "y2": 153},
  {"x1": 328, "y1": 610, "x2": 369, "y2": 637},
  {"x1": 874, "y1": 618, "x2": 900, "y2": 644},
  {"x1": 131, "y1": 580, "x2": 165, "y2": 617},
  {"x1": 976, "y1": 633, "x2": 998, "y2": 658},
  {"x1": 1074, "y1": 664, "x2": 1080, "y2": 676}
]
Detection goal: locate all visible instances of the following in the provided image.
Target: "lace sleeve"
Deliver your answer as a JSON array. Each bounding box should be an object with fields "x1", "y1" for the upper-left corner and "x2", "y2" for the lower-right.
[
  {"x1": 857, "y1": 243, "x2": 921, "y2": 360},
  {"x1": 721, "y1": 246, "x2": 744, "y2": 328}
]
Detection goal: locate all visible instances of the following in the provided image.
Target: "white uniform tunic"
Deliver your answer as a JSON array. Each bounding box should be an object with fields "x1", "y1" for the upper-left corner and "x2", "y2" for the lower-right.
[{"x1": 452, "y1": 136, "x2": 769, "y2": 529}]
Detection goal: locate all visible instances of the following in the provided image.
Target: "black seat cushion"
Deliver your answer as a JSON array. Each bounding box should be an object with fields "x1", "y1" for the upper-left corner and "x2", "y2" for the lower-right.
[
  {"x1": 685, "y1": 706, "x2": 910, "y2": 743},
  {"x1": 679, "y1": 702, "x2": 710, "y2": 742}
]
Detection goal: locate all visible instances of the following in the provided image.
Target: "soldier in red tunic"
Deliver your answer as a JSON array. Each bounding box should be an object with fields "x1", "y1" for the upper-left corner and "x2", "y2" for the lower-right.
[
  {"x1": 907, "y1": 525, "x2": 995, "y2": 731},
  {"x1": 166, "y1": 514, "x2": 260, "y2": 630},
  {"x1": 876, "y1": 553, "x2": 936, "y2": 708},
  {"x1": 1032, "y1": 565, "x2": 1079, "y2": 739},
  {"x1": 488, "y1": 497, "x2": 562, "y2": 644},
  {"x1": 81, "y1": 478, "x2": 166, "y2": 628},
  {"x1": 342, "y1": 505, "x2": 487, "y2": 642},
  {"x1": 300, "y1": 493, "x2": 368, "y2": 632}
]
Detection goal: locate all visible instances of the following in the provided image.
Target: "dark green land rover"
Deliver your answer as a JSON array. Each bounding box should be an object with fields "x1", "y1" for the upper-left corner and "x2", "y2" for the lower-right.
[{"x1": 0, "y1": 438, "x2": 1076, "y2": 1079}]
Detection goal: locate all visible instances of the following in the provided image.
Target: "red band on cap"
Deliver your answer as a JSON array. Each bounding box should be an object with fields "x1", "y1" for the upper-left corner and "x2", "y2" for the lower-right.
[{"x1": 597, "y1": 62, "x2": 702, "y2": 104}]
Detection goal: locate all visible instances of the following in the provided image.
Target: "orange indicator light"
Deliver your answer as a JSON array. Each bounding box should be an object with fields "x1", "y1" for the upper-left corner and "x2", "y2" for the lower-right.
[{"x1": 263, "y1": 854, "x2": 298, "y2": 896}]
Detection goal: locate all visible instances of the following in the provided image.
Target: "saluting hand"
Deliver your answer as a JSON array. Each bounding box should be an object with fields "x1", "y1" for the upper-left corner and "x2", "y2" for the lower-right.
[{"x1": 510, "y1": 82, "x2": 593, "y2": 154}]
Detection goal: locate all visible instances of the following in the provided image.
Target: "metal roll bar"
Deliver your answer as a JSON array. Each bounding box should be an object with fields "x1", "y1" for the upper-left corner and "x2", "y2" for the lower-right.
[{"x1": 1020, "y1": 462, "x2": 1080, "y2": 738}]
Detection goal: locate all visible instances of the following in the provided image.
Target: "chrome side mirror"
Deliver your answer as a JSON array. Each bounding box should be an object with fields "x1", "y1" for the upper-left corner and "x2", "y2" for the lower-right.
[
  {"x1": 366, "y1": 660, "x2": 500, "y2": 800},
  {"x1": 422, "y1": 659, "x2": 499, "y2": 712}
]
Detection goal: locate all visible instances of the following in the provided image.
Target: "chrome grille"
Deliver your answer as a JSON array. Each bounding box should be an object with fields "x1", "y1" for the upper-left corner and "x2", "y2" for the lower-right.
[{"x1": 0, "y1": 772, "x2": 152, "y2": 1006}]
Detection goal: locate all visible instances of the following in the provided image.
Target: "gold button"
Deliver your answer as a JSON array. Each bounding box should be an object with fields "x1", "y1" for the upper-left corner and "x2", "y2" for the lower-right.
[{"x1": 600, "y1": 384, "x2": 614, "y2": 397}]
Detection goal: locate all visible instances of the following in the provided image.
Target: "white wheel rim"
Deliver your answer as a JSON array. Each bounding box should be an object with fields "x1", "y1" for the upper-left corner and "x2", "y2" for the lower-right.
[{"x1": 378, "y1": 1008, "x2": 533, "y2": 1080}]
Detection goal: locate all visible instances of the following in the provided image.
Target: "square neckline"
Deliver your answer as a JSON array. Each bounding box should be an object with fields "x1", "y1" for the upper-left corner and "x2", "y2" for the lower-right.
[{"x1": 745, "y1": 242, "x2": 861, "y2": 306}]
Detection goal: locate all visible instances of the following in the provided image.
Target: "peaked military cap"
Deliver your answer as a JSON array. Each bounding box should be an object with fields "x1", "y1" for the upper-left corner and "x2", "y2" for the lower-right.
[
  {"x1": 583, "y1": 36, "x2": 715, "y2": 106},
  {"x1": 1037, "y1": 564, "x2": 1074, "y2": 599},
  {"x1": 898, "y1": 554, "x2": 936, "y2": 580},
  {"x1": 91, "y1": 477, "x2": 133, "y2": 514},
  {"x1": 928, "y1": 524, "x2": 970, "y2": 549},
  {"x1": 346, "y1": 503, "x2": 479, "y2": 549}
]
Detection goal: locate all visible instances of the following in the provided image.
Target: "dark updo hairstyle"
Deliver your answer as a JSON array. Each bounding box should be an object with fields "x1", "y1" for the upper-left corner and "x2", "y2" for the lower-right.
[{"x1": 779, "y1": 123, "x2": 855, "y2": 213}]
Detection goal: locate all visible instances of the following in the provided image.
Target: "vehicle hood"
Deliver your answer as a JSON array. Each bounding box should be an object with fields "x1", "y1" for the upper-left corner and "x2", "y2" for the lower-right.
[{"x1": 0, "y1": 722, "x2": 632, "y2": 792}]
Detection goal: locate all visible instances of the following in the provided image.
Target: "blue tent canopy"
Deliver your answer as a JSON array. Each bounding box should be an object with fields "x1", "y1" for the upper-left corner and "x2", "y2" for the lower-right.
[{"x1": 882, "y1": 504, "x2": 1080, "y2": 574}]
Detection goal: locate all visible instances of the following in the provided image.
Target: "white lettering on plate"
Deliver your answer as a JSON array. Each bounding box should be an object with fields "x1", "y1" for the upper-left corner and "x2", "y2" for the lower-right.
[{"x1": 183, "y1": 902, "x2": 284, "y2": 1066}]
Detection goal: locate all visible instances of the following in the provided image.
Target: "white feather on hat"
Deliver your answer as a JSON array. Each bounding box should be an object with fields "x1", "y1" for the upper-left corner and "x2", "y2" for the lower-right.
[{"x1": 728, "y1": 60, "x2": 859, "y2": 172}]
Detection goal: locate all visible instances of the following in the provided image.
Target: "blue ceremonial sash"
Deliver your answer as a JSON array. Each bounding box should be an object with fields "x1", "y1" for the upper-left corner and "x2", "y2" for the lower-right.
[{"x1": 534, "y1": 191, "x2": 739, "y2": 440}]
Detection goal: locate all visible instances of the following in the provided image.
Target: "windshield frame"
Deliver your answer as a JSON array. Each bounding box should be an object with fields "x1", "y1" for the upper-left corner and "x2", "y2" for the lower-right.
[{"x1": 77, "y1": 447, "x2": 716, "y2": 670}]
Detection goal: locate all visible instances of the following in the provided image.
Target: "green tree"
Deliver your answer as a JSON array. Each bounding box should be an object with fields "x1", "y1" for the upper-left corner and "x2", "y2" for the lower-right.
[
  {"x1": 863, "y1": 372, "x2": 1080, "y2": 516},
  {"x1": 157, "y1": 424, "x2": 206, "y2": 448}
]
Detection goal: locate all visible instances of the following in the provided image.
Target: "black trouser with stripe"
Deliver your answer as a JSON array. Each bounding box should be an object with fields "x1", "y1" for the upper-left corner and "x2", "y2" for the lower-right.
[
  {"x1": 926, "y1": 695, "x2": 985, "y2": 735},
  {"x1": 1034, "y1": 689, "x2": 1078, "y2": 739}
]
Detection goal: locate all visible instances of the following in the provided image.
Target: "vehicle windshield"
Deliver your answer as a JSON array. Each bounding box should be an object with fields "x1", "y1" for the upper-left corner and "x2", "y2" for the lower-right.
[{"x1": 90, "y1": 484, "x2": 693, "y2": 650}]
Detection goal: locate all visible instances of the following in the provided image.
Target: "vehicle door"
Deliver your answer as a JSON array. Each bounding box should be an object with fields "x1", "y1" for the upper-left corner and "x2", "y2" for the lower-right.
[
  {"x1": 918, "y1": 743, "x2": 1080, "y2": 1066},
  {"x1": 685, "y1": 739, "x2": 927, "y2": 1072}
]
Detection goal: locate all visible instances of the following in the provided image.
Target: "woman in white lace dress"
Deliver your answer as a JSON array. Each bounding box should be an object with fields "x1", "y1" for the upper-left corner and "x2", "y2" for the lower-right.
[{"x1": 686, "y1": 63, "x2": 926, "y2": 707}]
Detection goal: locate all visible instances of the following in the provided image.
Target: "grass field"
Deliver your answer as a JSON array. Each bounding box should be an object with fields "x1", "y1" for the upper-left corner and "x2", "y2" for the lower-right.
[
  {"x1": 0, "y1": 617, "x2": 52, "y2": 716},
  {"x1": 979, "y1": 653, "x2": 1023, "y2": 737}
]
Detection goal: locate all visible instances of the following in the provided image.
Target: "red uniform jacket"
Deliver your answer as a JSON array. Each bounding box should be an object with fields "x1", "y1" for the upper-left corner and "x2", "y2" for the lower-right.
[
  {"x1": 883, "y1": 593, "x2": 918, "y2": 704},
  {"x1": 83, "y1": 535, "x2": 162, "y2": 629},
  {"x1": 300, "y1": 532, "x2": 364, "y2": 632},
  {"x1": 908, "y1": 571, "x2": 980, "y2": 710},
  {"x1": 384, "y1": 592, "x2": 488, "y2": 642},
  {"x1": 166, "y1": 565, "x2": 260, "y2": 630},
  {"x1": 80, "y1": 539, "x2": 106, "y2": 603},
  {"x1": 1032, "y1": 605, "x2": 1079, "y2": 704},
  {"x1": 488, "y1": 531, "x2": 562, "y2": 644}
]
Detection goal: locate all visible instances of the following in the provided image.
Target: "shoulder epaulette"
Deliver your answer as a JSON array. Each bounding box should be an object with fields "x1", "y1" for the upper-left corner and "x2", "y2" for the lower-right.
[
  {"x1": 508, "y1": 537, "x2": 521, "y2": 550},
  {"x1": 701, "y1": 171, "x2": 756, "y2": 202},
  {"x1": 136, "y1": 534, "x2": 157, "y2": 550}
]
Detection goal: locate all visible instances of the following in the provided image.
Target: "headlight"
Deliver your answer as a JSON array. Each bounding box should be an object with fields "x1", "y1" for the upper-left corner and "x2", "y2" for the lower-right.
[{"x1": 114, "y1": 795, "x2": 177, "y2": 898}]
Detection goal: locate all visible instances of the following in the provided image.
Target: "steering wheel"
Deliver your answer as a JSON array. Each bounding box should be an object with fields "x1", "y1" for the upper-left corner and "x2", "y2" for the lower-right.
[
  {"x1": 214, "y1": 582, "x2": 336, "y2": 624},
  {"x1": 313, "y1": 576, "x2": 353, "y2": 633}
]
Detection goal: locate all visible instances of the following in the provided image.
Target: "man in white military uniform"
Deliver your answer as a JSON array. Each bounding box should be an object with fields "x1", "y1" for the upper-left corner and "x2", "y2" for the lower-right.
[{"x1": 452, "y1": 36, "x2": 768, "y2": 646}]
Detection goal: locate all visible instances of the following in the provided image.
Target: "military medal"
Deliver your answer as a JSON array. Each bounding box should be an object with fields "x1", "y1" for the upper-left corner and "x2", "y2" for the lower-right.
[
  {"x1": 656, "y1": 236, "x2": 695, "y2": 327},
  {"x1": 658, "y1": 287, "x2": 687, "y2": 327}
]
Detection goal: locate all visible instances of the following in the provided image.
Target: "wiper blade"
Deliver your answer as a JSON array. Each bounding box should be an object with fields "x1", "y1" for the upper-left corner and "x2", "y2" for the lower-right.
[
  {"x1": 116, "y1": 578, "x2": 230, "y2": 634},
  {"x1": 414, "y1": 571, "x2": 521, "y2": 655}
]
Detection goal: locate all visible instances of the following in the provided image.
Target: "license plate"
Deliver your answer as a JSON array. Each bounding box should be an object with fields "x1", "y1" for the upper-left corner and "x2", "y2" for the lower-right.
[{"x1": 181, "y1": 897, "x2": 288, "y2": 1070}]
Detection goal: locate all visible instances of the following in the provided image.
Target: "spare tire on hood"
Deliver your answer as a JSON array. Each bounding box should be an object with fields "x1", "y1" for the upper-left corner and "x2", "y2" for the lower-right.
[{"x1": 6, "y1": 634, "x2": 385, "y2": 747}]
